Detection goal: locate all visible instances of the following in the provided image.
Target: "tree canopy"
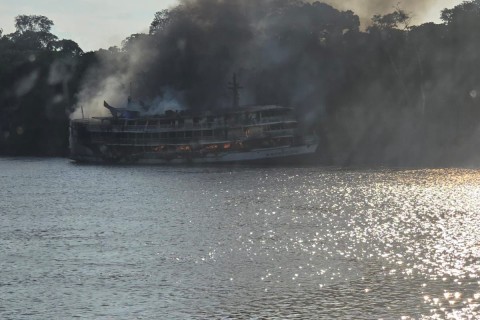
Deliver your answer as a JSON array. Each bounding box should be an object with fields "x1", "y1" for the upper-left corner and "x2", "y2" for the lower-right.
[
  {"x1": 0, "y1": 15, "x2": 85, "y2": 156},
  {"x1": 14, "y1": 15, "x2": 54, "y2": 33}
]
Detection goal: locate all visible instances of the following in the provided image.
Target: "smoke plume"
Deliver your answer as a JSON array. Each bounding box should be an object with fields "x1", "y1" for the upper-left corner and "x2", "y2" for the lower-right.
[
  {"x1": 74, "y1": 0, "x2": 462, "y2": 120},
  {"x1": 71, "y1": 0, "x2": 480, "y2": 166},
  {"x1": 73, "y1": 0, "x2": 361, "y2": 118}
]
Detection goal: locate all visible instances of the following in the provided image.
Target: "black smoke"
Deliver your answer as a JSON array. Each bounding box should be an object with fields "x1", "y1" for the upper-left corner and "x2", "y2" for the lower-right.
[
  {"x1": 74, "y1": 0, "x2": 480, "y2": 166},
  {"x1": 75, "y1": 0, "x2": 359, "y2": 119}
]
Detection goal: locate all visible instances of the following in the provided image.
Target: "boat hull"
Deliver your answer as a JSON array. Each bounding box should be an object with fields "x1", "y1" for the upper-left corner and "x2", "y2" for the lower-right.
[{"x1": 70, "y1": 143, "x2": 318, "y2": 165}]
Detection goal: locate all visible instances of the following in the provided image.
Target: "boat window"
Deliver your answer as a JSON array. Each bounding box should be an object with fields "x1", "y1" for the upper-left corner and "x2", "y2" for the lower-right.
[
  {"x1": 160, "y1": 119, "x2": 175, "y2": 127},
  {"x1": 205, "y1": 144, "x2": 218, "y2": 150},
  {"x1": 127, "y1": 120, "x2": 136, "y2": 126},
  {"x1": 177, "y1": 145, "x2": 191, "y2": 151},
  {"x1": 193, "y1": 130, "x2": 202, "y2": 137},
  {"x1": 185, "y1": 131, "x2": 193, "y2": 138},
  {"x1": 203, "y1": 130, "x2": 213, "y2": 137}
]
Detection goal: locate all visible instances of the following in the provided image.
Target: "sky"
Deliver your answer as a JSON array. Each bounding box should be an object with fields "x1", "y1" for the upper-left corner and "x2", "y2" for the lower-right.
[
  {"x1": 0, "y1": 0, "x2": 463, "y2": 52},
  {"x1": 0, "y1": 0, "x2": 178, "y2": 51}
]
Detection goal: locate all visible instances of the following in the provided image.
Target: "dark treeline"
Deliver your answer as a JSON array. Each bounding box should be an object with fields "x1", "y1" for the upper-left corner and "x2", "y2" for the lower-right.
[
  {"x1": 1, "y1": 0, "x2": 480, "y2": 165},
  {"x1": 0, "y1": 15, "x2": 89, "y2": 155}
]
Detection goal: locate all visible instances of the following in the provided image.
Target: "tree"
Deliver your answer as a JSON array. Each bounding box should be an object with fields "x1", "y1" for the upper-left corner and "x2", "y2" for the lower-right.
[
  {"x1": 370, "y1": 9, "x2": 411, "y2": 31},
  {"x1": 48, "y1": 39, "x2": 83, "y2": 56},
  {"x1": 149, "y1": 9, "x2": 172, "y2": 34},
  {"x1": 8, "y1": 30, "x2": 58, "y2": 50},
  {"x1": 0, "y1": 14, "x2": 88, "y2": 156},
  {"x1": 121, "y1": 33, "x2": 150, "y2": 51},
  {"x1": 441, "y1": 0, "x2": 480, "y2": 24},
  {"x1": 8, "y1": 15, "x2": 58, "y2": 50},
  {"x1": 14, "y1": 15, "x2": 54, "y2": 33}
]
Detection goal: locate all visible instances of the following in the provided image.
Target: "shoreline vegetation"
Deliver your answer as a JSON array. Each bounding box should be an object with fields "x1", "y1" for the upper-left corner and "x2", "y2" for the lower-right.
[{"x1": 2, "y1": 1, "x2": 480, "y2": 166}]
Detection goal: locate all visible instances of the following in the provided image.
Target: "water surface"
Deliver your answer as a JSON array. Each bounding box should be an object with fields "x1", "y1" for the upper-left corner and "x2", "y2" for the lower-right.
[{"x1": 1, "y1": 158, "x2": 480, "y2": 319}]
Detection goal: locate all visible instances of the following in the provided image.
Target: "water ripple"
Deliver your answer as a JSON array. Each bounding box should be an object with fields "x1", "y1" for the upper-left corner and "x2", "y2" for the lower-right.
[{"x1": 1, "y1": 160, "x2": 480, "y2": 318}]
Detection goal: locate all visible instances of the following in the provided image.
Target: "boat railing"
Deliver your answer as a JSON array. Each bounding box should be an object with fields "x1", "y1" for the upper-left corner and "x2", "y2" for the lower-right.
[
  {"x1": 85, "y1": 116, "x2": 296, "y2": 133},
  {"x1": 86, "y1": 123, "x2": 219, "y2": 132},
  {"x1": 90, "y1": 136, "x2": 237, "y2": 145},
  {"x1": 88, "y1": 129, "x2": 297, "y2": 145},
  {"x1": 264, "y1": 129, "x2": 296, "y2": 136}
]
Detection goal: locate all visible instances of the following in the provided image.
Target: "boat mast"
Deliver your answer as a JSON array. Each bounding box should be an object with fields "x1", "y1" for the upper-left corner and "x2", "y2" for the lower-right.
[
  {"x1": 228, "y1": 73, "x2": 243, "y2": 108},
  {"x1": 128, "y1": 82, "x2": 132, "y2": 105}
]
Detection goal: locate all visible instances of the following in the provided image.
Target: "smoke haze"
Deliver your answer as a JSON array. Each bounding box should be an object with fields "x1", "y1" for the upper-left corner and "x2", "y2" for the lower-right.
[
  {"x1": 74, "y1": 0, "x2": 462, "y2": 119},
  {"x1": 74, "y1": 0, "x2": 362, "y2": 118},
  {"x1": 70, "y1": 0, "x2": 480, "y2": 165},
  {"x1": 323, "y1": 0, "x2": 461, "y2": 26},
  {"x1": 4, "y1": 0, "x2": 478, "y2": 164}
]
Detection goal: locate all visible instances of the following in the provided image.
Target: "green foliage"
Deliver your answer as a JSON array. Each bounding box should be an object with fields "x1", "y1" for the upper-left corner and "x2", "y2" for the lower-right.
[
  {"x1": 15, "y1": 15, "x2": 54, "y2": 33},
  {"x1": 441, "y1": 0, "x2": 480, "y2": 24},
  {"x1": 149, "y1": 9, "x2": 171, "y2": 35},
  {"x1": 48, "y1": 39, "x2": 83, "y2": 56},
  {"x1": 0, "y1": 15, "x2": 88, "y2": 156},
  {"x1": 371, "y1": 9, "x2": 410, "y2": 30},
  {"x1": 8, "y1": 30, "x2": 58, "y2": 50}
]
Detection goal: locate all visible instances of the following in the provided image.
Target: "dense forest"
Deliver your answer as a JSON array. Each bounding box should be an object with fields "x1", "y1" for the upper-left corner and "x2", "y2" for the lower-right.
[{"x1": 1, "y1": 0, "x2": 480, "y2": 165}]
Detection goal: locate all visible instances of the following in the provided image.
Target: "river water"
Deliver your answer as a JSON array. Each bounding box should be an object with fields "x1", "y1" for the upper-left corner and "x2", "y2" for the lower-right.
[{"x1": 1, "y1": 158, "x2": 480, "y2": 319}]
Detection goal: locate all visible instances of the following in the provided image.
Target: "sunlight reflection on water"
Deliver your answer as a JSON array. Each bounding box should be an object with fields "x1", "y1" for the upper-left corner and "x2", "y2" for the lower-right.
[{"x1": 1, "y1": 160, "x2": 480, "y2": 319}]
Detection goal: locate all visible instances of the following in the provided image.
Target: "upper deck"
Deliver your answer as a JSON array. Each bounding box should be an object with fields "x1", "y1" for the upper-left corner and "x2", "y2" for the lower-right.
[{"x1": 71, "y1": 105, "x2": 296, "y2": 133}]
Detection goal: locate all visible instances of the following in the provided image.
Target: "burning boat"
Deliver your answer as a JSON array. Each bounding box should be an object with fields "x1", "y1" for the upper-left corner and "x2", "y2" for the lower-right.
[{"x1": 69, "y1": 78, "x2": 318, "y2": 164}]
